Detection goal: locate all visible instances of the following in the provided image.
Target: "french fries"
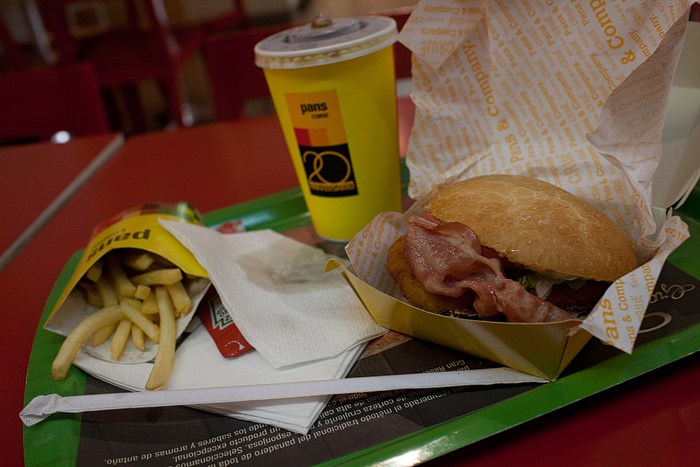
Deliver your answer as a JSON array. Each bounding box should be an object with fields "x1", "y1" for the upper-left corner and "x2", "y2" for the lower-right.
[
  {"x1": 92, "y1": 277, "x2": 119, "y2": 347},
  {"x1": 165, "y1": 281, "x2": 191, "y2": 316},
  {"x1": 141, "y1": 289, "x2": 159, "y2": 314},
  {"x1": 85, "y1": 257, "x2": 104, "y2": 282},
  {"x1": 146, "y1": 286, "x2": 177, "y2": 390},
  {"x1": 120, "y1": 251, "x2": 155, "y2": 271},
  {"x1": 52, "y1": 305, "x2": 124, "y2": 380},
  {"x1": 52, "y1": 249, "x2": 195, "y2": 390},
  {"x1": 111, "y1": 319, "x2": 132, "y2": 360},
  {"x1": 95, "y1": 276, "x2": 118, "y2": 307},
  {"x1": 106, "y1": 254, "x2": 136, "y2": 298},
  {"x1": 120, "y1": 302, "x2": 160, "y2": 343},
  {"x1": 130, "y1": 268, "x2": 183, "y2": 286},
  {"x1": 75, "y1": 280, "x2": 103, "y2": 308},
  {"x1": 134, "y1": 285, "x2": 151, "y2": 300},
  {"x1": 131, "y1": 326, "x2": 145, "y2": 351},
  {"x1": 92, "y1": 322, "x2": 118, "y2": 347}
]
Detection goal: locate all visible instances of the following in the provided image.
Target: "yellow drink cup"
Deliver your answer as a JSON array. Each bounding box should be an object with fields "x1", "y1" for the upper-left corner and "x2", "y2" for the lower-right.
[{"x1": 255, "y1": 16, "x2": 402, "y2": 241}]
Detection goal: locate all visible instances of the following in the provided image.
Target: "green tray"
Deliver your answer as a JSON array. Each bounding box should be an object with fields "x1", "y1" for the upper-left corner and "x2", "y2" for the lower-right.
[{"x1": 23, "y1": 174, "x2": 700, "y2": 466}]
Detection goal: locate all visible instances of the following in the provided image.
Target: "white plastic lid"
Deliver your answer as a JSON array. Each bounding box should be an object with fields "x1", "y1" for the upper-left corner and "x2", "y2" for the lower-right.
[{"x1": 254, "y1": 16, "x2": 397, "y2": 69}]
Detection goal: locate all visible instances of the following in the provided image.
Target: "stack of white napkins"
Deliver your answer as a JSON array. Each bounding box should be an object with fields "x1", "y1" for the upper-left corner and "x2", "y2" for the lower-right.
[
  {"x1": 73, "y1": 327, "x2": 367, "y2": 433},
  {"x1": 160, "y1": 221, "x2": 386, "y2": 366},
  {"x1": 75, "y1": 221, "x2": 386, "y2": 433}
]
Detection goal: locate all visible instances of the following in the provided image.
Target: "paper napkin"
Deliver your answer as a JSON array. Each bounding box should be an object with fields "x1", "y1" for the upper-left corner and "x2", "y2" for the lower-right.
[
  {"x1": 71, "y1": 320, "x2": 365, "y2": 433},
  {"x1": 159, "y1": 220, "x2": 387, "y2": 368}
]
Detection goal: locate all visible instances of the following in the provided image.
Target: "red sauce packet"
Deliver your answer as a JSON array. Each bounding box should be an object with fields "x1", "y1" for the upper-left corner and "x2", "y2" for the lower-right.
[
  {"x1": 215, "y1": 220, "x2": 246, "y2": 234},
  {"x1": 196, "y1": 286, "x2": 253, "y2": 358}
]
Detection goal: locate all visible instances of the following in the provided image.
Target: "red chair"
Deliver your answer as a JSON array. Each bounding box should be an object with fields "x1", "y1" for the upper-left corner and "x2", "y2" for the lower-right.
[
  {"x1": 204, "y1": 8, "x2": 415, "y2": 122},
  {"x1": 0, "y1": 63, "x2": 110, "y2": 144},
  {"x1": 39, "y1": 0, "x2": 205, "y2": 133},
  {"x1": 0, "y1": 12, "x2": 30, "y2": 71},
  {"x1": 1, "y1": 1, "x2": 59, "y2": 72},
  {"x1": 204, "y1": 23, "x2": 288, "y2": 121},
  {"x1": 203, "y1": 0, "x2": 251, "y2": 34}
]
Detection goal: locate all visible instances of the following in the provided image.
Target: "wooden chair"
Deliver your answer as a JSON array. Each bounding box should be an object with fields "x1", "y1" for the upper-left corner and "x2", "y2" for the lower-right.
[
  {"x1": 0, "y1": 63, "x2": 110, "y2": 144},
  {"x1": 39, "y1": 0, "x2": 205, "y2": 132},
  {"x1": 204, "y1": 9, "x2": 415, "y2": 122}
]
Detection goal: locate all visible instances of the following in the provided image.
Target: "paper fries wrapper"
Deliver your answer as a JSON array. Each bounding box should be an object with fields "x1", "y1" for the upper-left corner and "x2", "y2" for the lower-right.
[
  {"x1": 45, "y1": 202, "x2": 210, "y2": 364},
  {"x1": 336, "y1": 1, "x2": 697, "y2": 380}
]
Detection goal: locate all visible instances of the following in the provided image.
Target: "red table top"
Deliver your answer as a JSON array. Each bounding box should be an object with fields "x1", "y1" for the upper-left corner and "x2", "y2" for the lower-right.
[
  {"x1": 0, "y1": 133, "x2": 123, "y2": 257},
  {"x1": 7, "y1": 106, "x2": 700, "y2": 466},
  {"x1": 2, "y1": 118, "x2": 299, "y2": 466}
]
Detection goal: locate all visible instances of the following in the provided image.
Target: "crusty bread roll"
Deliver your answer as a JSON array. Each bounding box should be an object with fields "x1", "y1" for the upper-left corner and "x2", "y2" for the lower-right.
[{"x1": 428, "y1": 174, "x2": 637, "y2": 282}]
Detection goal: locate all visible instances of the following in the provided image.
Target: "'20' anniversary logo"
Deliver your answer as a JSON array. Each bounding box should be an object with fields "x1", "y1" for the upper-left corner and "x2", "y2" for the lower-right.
[{"x1": 301, "y1": 143, "x2": 358, "y2": 197}]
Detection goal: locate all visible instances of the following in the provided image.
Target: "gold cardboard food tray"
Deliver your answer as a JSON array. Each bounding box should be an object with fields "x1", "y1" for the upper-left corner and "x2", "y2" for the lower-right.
[{"x1": 328, "y1": 259, "x2": 591, "y2": 380}]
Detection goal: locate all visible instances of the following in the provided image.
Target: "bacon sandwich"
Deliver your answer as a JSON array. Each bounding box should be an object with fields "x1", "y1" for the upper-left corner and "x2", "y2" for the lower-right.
[{"x1": 387, "y1": 174, "x2": 638, "y2": 323}]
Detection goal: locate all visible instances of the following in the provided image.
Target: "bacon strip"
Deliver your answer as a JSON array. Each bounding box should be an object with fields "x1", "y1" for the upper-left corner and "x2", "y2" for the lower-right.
[{"x1": 405, "y1": 213, "x2": 572, "y2": 323}]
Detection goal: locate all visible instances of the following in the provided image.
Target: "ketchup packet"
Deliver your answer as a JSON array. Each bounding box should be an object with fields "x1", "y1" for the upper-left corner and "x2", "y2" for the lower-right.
[
  {"x1": 215, "y1": 220, "x2": 245, "y2": 234},
  {"x1": 196, "y1": 286, "x2": 253, "y2": 358}
]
